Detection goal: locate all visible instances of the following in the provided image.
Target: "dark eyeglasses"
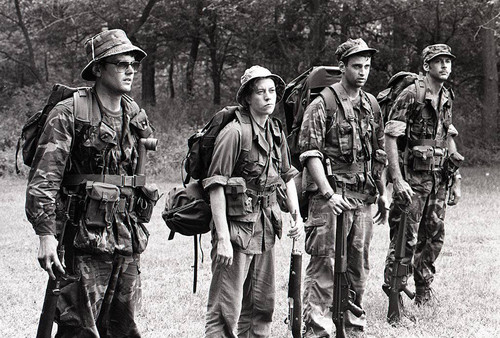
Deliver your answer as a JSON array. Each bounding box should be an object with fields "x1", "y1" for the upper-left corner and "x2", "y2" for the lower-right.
[{"x1": 104, "y1": 61, "x2": 141, "y2": 73}]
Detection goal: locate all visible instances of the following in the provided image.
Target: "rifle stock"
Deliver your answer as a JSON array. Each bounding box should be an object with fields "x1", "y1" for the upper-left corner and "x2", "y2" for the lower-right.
[
  {"x1": 286, "y1": 213, "x2": 302, "y2": 338},
  {"x1": 331, "y1": 184, "x2": 364, "y2": 338},
  {"x1": 387, "y1": 207, "x2": 415, "y2": 324}
]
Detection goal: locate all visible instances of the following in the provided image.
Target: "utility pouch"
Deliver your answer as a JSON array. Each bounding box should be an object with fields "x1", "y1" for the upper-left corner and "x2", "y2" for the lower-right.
[
  {"x1": 130, "y1": 108, "x2": 153, "y2": 138},
  {"x1": 135, "y1": 185, "x2": 160, "y2": 223},
  {"x1": 444, "y1": 151, "x2": 464, "y2": 175},
  {"x1": 411, "y1": 145, "x2": 434, "y2": 171},
  {"x1": 83, "y1": 181, "x2": 120, "y2": 227},
  {"x1": 131, "y1": 220, "x2": 150, "y2": 254},
  {"x1": 224, "y1": 177, "x2": 253, "y2": 217}
]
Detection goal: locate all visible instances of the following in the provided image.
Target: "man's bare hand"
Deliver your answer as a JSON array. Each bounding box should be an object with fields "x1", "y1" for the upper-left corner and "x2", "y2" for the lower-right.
[
  {"x1": 288, "y1": 214, "x2": 305, "y2": 240},
  {"x1": 216, "y1": 237, "x2": 233, "y2": 266},
  {"x1": 38, "y1": 235, "x2": 65, "y2": 280},
  {"x1": 328, "y1": 193, "x2": 353, "y2": 215},
  {"x1": 374, "y1": 195, "x2": 389, "y2": 225},
  {"x1": 393, "y1": 178, "x2": 414, "y2": 205},
  {"x1": 448, "y1": 179, "x2": 461, "y2": 206}
]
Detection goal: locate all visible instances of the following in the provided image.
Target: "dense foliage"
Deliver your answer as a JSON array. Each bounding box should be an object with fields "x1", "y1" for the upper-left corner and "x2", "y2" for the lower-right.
[{"x1": 1, "y1": 0, "x2": 499, "y2": 177}]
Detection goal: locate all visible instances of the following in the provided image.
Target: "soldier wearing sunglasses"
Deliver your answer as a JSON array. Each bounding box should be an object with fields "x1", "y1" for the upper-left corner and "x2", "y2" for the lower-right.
[{"x1": 26, "y1": 29, "x2": 155, "y2": 337}]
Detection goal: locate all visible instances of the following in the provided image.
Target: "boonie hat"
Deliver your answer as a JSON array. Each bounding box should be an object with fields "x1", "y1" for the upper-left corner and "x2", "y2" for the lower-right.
[
  {"x1": 422, "y1": 44, "x2": 455, "y2": 63},
  {"x1": 236, "y1": 65, "x2": 286, "y2": 106},
  {"x1": 335, "y1": 38, "x2": 378, "y2": 62},
  {"x1": 81, "y1": 29, "x2": 147, "y2": 81}
]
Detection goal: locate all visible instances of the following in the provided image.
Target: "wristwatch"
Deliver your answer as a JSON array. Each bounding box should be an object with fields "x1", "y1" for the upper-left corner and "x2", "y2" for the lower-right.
[{"x1": 323, "y1": 191, "x2": 334, "y2": 200}]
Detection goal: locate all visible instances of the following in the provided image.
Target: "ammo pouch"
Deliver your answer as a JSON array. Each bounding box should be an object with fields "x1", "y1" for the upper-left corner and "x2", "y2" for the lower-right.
[
  {"x1": 134, "y1": 185, "x2": 160, "y2": 223},
  {"x1": 224, "y1": 177, "x2": 253, "y2": 217},
  {"x1": 410, "y1": 145, "x2": 445, "y2": 171},
  {"x1": 83, "y1": 181, "x2": 120, "y2": 227}
]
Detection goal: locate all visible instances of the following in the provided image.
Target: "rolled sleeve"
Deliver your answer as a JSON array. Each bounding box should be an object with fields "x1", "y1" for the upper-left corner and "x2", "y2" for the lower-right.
[
  {"x1": 447, "y1": 124, "x2": 458, "y2": 137},
  {"x1": 202, "y1": 175, "x2": 229, "y2": 190},
  {"x1": 384, "y1": 120, "x2": 407, "y2": 137},
  {"x1": 299, "y1": 149, "x2": 324, "y2": 166}
]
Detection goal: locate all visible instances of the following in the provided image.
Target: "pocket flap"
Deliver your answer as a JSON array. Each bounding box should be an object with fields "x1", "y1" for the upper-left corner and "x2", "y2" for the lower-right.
[
  {"x1": 86, "y1": 182, "x2": 120, "y2": 202},
  {"x1": 225, "y1": 177, "x2": 247, "y2": 195}
]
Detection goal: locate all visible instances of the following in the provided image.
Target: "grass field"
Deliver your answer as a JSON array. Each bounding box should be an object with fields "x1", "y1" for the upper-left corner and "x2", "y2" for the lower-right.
[{"x1": 1, "y1": 167, "x2": 499, "y2": 337}]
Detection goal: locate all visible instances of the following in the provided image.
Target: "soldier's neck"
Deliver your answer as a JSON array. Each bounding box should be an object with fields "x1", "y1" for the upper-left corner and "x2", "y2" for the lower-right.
[
  {"x1": 340, "y1": 79, "x2": 361, "y2": 100},
  {"x1": 424, "y1": 74, "x2": 444, "y2": 96},
  {"x1": 94, "y1": 82, "x2": 123, "y2": 112}
]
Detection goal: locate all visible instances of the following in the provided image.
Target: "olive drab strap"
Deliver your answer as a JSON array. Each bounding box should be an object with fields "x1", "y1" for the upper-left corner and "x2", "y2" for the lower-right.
[
  {"x1": 331, "y1": 83, "x2": 361, "y2": 163},
  {"x1": 235, "y1": 109, "x2": 253, "y2": 153}
]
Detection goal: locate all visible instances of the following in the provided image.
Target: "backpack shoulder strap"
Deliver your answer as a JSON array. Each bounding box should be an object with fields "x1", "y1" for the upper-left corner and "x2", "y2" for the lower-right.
[
  {"x1": 414, "y1": 74, "x2": 426, "y2": 104},
  {"x1": 122, "y1": 93, "x2": 141, "y2": 116},
  {"x1": 73, "y1": 88, "x2": 100, "y2": 127},
  {"x1": 319, "y1": 85, "x2": 339, "y2": 118},
  {"x1": 235, "y1": 108, "x2": 252, "y2": 152}
]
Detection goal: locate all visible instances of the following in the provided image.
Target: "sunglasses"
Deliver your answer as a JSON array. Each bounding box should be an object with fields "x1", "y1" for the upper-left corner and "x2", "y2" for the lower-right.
[{"x1": 104, "y1": 61, "x2": 141, "y2": 73}]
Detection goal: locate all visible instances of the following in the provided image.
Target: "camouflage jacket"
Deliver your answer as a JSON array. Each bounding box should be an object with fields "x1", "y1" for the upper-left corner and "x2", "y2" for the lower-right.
[{"x1": 26, "y1": 89, "x2": 153, "y2": 237}]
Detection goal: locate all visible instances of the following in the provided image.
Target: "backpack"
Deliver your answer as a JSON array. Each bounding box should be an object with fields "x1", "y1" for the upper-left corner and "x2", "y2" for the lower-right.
[
  {"x1": 376, "y1": 71, "x2": 426, "y2": 125},
  {"x1": 162, "y1": 105, "x2": 252, "y2": 292},
  {"x1": 16, "y1": 83, "x2": 140, "y2": 174},
  {"x1": 283, "y1": 66, "x2": 342, "y2": 170}
]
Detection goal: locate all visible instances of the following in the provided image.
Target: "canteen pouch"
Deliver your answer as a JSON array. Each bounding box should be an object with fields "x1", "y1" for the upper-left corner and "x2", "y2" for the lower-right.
[
  {"x1": 83, "y1": 181, "x2": 120, "y2": 227},
  {"x1": 224, "y1": 177, "x2": 253, "y2": 217},
  {"x1": 444, "y1": 151, "x2": 464, "y2": 175},
  {"x1": 135, "y1": 185, "x2": 160, "y2": 223},
  {"x1": 131, "y1": 220, "x2": 150, "y2": 254}
]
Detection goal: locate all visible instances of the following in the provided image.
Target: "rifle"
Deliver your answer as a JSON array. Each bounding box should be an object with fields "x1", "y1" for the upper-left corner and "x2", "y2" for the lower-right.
[
  {"x1": 386, "y1": 206, "x2": 415, "y2": 324},
  {"x1": 331, "y1": 183, "x2": 364, "y2": 338},
  {"x1": 286, "y1": 212, "x2": 302, "y2": 337},
  {"x1": 36, "y1": 194, "x2": 80, "y2": 338}
]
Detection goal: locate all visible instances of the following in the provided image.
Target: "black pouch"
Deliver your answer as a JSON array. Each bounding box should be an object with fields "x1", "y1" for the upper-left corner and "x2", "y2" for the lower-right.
[
  {"x1": 135, "y1": 185, "x2": 160, "y2": 223},
  {"x1": 83, "y1": 181, "x2": 120, "y2": 227},
  {"x1": 131, "y1": 219, "x2": 150, "y2": 254},
  {"x1": 224, "y1": 177, "x2": 253, "y2": 217}
]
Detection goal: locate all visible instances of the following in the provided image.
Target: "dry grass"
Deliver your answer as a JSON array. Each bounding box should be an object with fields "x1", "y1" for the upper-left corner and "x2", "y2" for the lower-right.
[{"x1": 1, "y1": 167, "x2": 499, "y2": 337}]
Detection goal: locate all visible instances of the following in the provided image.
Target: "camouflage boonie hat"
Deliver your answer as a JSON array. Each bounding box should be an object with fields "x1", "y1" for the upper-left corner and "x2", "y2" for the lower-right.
[
  {"x1": 236, "y1": 65, "x2": 285, "y2": 106},
  {"x1": 81, "y1": 29, "x2": 147, "y2": 81},
  {"x1": 422, "y1": 44, "x2": 455, "y2": 63},
  {"x1": 335, "y1": 38, "x2": 378, "y2": 62}
]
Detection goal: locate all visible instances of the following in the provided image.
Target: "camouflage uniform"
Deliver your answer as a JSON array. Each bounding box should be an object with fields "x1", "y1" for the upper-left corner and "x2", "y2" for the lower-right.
[
  {"x1": 26, "y1": 30, "x2": 153, "y2": 337},
  {"x1": 203, "y1": 108, "x2": 298, "y2": 338},
  {"x1": 384, "y1": 79, "x2": 458, "y2": 294},
  {"x1": 298, "y1": 83, "x2": 385, "y2": 336}
]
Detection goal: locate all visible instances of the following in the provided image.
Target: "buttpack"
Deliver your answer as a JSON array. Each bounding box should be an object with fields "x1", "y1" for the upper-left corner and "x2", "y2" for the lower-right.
[{"x1": 376, "y1": 71, "x2": 426, "y2": 125}]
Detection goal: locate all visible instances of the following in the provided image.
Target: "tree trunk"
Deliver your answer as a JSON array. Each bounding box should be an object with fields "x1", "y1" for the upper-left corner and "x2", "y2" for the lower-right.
[
  {"x1": 186, "y1": 0, "x2": 203, "y2": 96},
  {"x1": 480, "y1": 27, "x2": 498, "y2": 144},
  {"x1": 141, "y1": 44, "x2": 157, "y2": 106},
  {"x1": 168, "y1": 57, "x2": 175, "y2": 99}
]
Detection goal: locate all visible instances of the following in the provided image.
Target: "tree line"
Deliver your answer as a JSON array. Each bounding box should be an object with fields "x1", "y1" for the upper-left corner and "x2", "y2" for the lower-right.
[{"x1": 1, "y1": 0, "x2": 499, "y2": 164}]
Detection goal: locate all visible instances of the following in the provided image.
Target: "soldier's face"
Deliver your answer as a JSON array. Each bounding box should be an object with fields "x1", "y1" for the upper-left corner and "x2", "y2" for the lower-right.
[
  {"x1": 426, "y1": 56, "x2": 452, "y2": 82},
  {"x1": 247, "y1": 78, "x2": 277, "y2": 117},
  {"x1": 97, "y1": 54, "x2": 136, "y2": 94},
  {"x1": 342, "y1": 55, "x2": 371, "y2": 89}
]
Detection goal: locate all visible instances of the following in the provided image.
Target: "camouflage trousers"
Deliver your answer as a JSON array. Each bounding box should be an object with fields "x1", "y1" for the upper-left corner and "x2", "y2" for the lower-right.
[
  {"x1": 303, "y1": 194, "x2": 374, "y2": 337},
  {"x1": 55, "y1": 253, "x2": 142, "y2": 338},
  {"x1": 384, "y1": 179, "x2": 448, "y2": 288}
]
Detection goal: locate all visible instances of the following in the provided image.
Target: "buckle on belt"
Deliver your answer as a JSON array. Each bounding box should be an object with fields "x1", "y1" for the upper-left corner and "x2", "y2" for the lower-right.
[{"x1": 122, "y1": 175, "x2": 137, "y2": 187}]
